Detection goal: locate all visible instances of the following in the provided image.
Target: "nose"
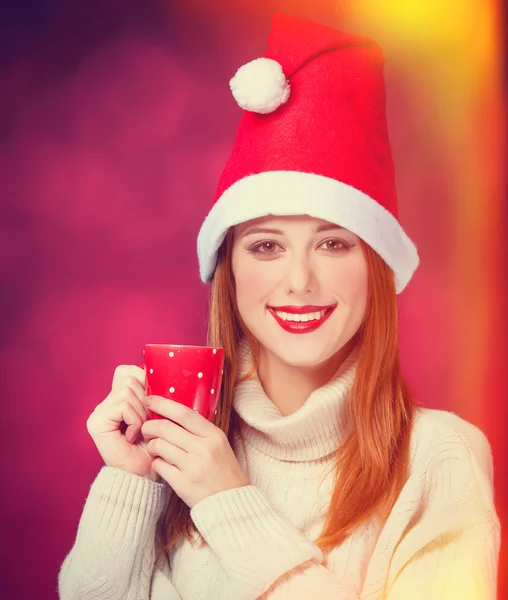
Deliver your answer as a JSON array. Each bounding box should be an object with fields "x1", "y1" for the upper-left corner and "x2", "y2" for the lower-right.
[{"x1": 282, "y1": 251, "x2": 317, "y2": 295}]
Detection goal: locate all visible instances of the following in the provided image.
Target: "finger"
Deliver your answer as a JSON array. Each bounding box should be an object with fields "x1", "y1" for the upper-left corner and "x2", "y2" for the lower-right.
[
  {"x1": 125, "y1": 392, "x2": 150, "y2": 424},
  {"x1": 125, "y1": 376, "x2": 147, "y2": 403},
  {"x1": 142, "y1": 418, "x2": 196, "y2": 452},
  {"x1": 122, "y1": 402, "x2": 144, "y2": 443},
  {"x1": 151, "y1": 458, "x2": 180, "y2": 488},
  {"x1": 112, "y1": 365, "x2": 146, "y2": 393},
  {"x1": 145, "y1": 396, "x2": 212, "y2": 436},
  {"x1": 109, "y1": 386, "x2": 149, "y2": 423},
  {"x1": 92, "y1": 386, "x2": 139, "y2": 427},
  {"x1": 146, "y1": 438, "x2": 187, "y2": 469}
]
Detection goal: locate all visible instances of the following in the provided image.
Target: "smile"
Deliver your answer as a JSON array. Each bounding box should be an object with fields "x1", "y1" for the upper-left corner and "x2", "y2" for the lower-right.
[
  {"x1": 267, "y1": 305, "x2": 336, "y2": 334},
  {"x1": 272, "y1": 308, "x2": 329, "y2": 322}
]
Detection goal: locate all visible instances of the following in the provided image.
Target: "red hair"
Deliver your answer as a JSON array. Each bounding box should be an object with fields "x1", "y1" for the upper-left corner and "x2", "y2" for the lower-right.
[{"x1": 158, "y1": 228, "x2": 415, "y2": 554}]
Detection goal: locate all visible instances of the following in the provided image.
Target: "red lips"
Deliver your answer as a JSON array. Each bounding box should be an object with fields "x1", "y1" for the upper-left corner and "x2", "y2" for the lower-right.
[
  {"x1": 267, "y1": 304, "x2": 336, "y2": 314},
  {"x1": 268, "y1": 305, "x2": 336, "y2": 334}
]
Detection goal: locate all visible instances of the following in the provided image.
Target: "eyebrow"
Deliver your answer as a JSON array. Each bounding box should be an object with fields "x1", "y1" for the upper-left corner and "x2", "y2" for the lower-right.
[{"x1": 240, "y1": 223, "x2": 347, "y2": 237}]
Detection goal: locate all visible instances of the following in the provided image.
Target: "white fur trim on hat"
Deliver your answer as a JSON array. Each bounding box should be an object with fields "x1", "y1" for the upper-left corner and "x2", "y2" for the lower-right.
[
  {"x1": 230, "y1": 58, "x2": 290, "y2": 114},
  {"x1": 197, "y1": 171, "x2": 419, "y2": 294}
]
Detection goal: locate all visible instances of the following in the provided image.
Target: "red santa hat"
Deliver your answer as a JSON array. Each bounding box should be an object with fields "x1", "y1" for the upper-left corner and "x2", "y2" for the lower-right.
[{"x1": 197, "y1": 12, "x2": 419, "y2": 293}]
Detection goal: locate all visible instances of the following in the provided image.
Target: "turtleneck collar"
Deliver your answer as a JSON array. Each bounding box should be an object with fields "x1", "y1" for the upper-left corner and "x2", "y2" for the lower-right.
[{"x1": 232, "y1": 338, "x2": 359, "y2": 462}]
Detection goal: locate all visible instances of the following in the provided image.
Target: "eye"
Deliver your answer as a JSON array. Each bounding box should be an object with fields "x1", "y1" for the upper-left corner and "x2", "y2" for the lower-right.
[
  {"x1": 249, "y1": 241, "x2": 281, "y2": 254},
  {"x1": 319, "y1": 238, "x2": 352, "y2": 252},
  {"x1": 248, "y1": 238, "x2": 352, "y2": 256}
]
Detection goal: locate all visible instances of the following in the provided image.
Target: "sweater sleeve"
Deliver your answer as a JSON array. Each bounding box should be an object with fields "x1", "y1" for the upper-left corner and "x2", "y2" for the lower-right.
[
  {"x1": 189, "y1": 415, "x2": 500, "y2": 600},
  {"x1": 58, "y1": 466, "x2": 177, "y2": 600},
  {"x1": 252, "y1": 517, "x2": 499, "y2": 600},
  {"x1": 189, "y1": 484, "x2": 358, "y2": 600}
]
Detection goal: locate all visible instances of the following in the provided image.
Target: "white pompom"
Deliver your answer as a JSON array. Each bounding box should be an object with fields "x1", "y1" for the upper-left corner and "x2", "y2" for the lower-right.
[{"x1": 229, "y1": 58, "x2": 290, "y2": 114}]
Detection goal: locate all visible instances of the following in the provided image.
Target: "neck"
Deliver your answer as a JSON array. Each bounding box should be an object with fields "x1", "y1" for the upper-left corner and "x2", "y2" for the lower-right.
[{"x1": 257, "y1": 337, "x2": 357, "y2": 416}]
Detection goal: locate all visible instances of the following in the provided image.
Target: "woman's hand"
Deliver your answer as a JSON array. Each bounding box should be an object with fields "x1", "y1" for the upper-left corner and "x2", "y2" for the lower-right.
[
  {"x1": 141, "y1": 395, "x2": 250, "y2": 508},
  {"x1": 86, "y1": 365, "x2": 159, "y2": 481}
]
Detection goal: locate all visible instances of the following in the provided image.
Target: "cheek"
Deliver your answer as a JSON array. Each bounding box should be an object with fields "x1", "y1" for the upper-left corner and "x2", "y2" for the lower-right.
[
  {"x1": 325, "y1": 258, "x2": 368, "y2": 301},
  {"x1": 232, "y1": 256, "x2": 279, "y2": 304}
]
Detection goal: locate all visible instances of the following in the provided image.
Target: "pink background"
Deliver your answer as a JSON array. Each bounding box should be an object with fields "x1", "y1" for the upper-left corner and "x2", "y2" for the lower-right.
[{"x1": 1, "y1": 1, "x2": 506, "y2": 598}]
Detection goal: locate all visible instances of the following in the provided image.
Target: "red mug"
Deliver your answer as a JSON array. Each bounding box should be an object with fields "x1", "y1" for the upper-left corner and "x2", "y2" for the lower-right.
[{"x1": 143, "y1": 344, "x2": 225, "y2": 422}]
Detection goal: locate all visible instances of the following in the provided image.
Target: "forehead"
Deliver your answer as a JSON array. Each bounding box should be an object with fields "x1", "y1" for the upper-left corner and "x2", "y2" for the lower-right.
[{"x1": 234, "y1": 215, "x2": 343, "y2": 236}]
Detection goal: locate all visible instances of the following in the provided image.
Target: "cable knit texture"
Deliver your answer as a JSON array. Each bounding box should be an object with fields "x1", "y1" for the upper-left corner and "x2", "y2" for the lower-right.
[{"x1": 58, "y1": 339, "x2": 500, "y2": 599}]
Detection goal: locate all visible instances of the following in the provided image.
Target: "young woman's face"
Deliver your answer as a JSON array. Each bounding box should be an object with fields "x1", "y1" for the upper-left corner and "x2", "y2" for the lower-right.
[{"x1": 231, "y1": 215, "x2": 369, "y2": 368}]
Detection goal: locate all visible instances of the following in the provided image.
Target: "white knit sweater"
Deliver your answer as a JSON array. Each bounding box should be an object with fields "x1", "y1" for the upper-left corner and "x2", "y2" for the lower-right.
[{"x1": 58, "y1": 340, "x2": 500, "y2": 599}]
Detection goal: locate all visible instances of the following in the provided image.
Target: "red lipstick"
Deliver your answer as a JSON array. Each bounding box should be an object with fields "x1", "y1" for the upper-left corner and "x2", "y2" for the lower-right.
[
  {"x1": 268, "y1": 304, "x2": 336, "y2": 314},
  {"x1": 268, "y1": 305, "x2": 336, "y2": 334}
]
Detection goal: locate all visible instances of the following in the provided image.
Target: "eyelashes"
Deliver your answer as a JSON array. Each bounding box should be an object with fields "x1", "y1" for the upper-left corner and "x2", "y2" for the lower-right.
[{"x1": 248, "y1": 239, "x2": 353, "y2": 255}]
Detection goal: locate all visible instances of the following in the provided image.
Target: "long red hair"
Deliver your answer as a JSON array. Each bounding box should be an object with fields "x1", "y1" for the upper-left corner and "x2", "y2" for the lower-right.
[{"x1": 158, "y1": 227, "x2": 415, "y2": 554}]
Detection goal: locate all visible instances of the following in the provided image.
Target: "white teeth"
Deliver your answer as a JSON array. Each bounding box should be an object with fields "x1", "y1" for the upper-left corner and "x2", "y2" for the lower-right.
[{"x1": 273, "y1": 309, "x2": 328, "y2": 322}]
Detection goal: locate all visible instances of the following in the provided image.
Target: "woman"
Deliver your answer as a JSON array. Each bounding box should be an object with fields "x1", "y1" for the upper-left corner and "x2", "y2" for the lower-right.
[{"x1": 58, "y1": 12, "x2": 500, "y2": 600}]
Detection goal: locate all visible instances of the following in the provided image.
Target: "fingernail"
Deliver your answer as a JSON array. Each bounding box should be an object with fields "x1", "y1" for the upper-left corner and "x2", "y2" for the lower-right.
[{"x1": 143, "y1": 395, "x2": 153, "y2": 406}]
